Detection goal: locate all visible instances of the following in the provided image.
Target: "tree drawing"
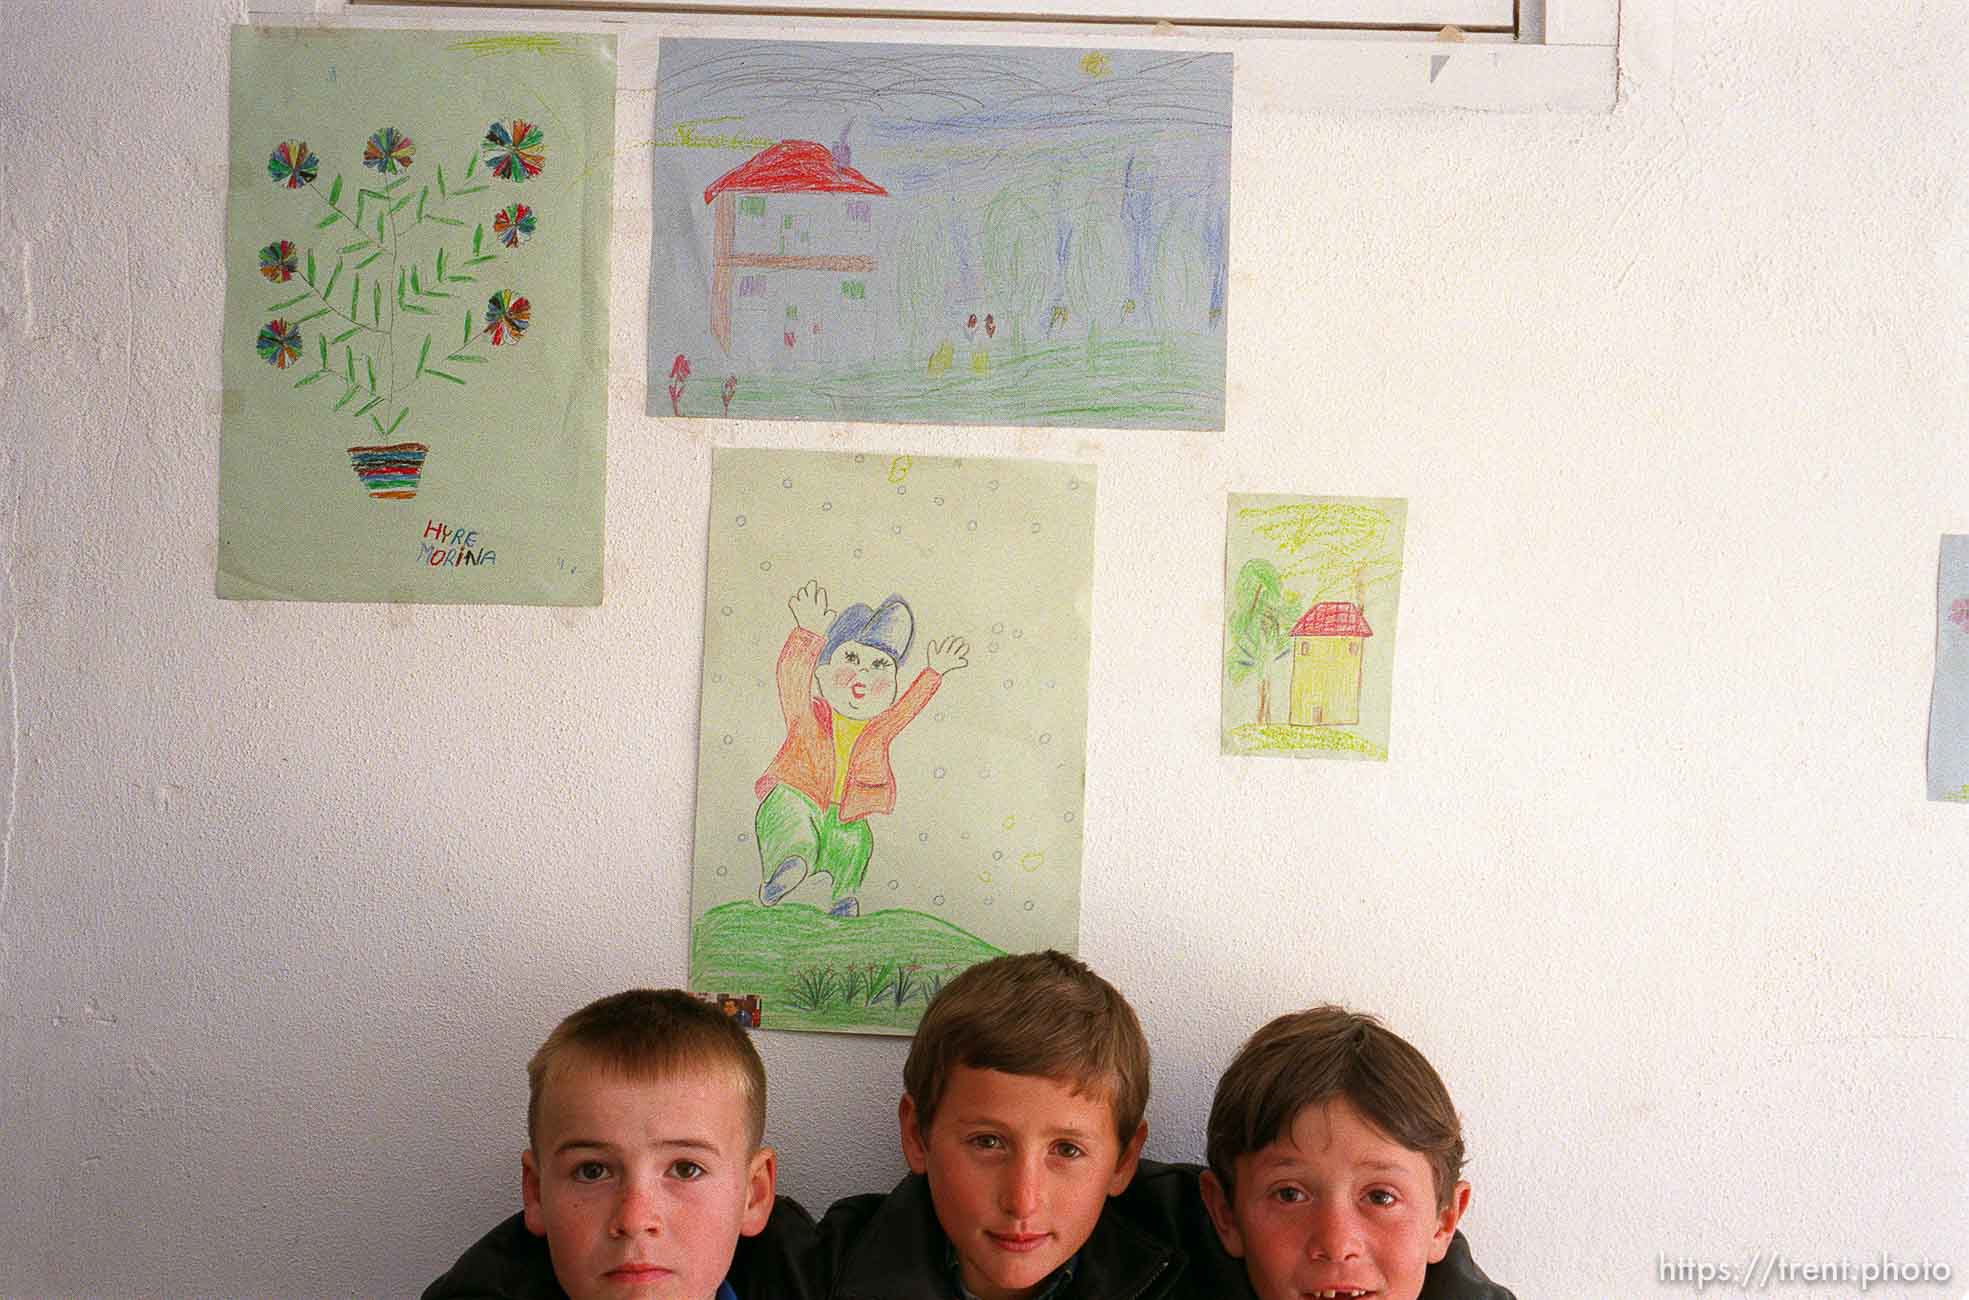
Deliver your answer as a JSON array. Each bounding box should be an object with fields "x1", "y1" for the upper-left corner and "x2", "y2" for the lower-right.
[{"x1": 1226, "y1": 558, "x2": 1296, "y2": 724}]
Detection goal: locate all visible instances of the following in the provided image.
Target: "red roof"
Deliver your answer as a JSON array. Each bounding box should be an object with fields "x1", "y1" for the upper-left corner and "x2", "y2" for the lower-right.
[
  {"x1": 703, "y1": 141, "x2": 887, "y2": 204},
  {"x1": 1290, "y1": 602, "x2": 1373, "y2": 638}
]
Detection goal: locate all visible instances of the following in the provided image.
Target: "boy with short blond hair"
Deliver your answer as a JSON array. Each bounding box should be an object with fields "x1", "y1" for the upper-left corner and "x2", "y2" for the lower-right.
[
  {"x1": 1119, "y1": 1004, "x2": 1514, "y2": 1300},
  {"x1": 806, "y1": 950, "x2": 1172, "y2": 1300},
  {"x1": 425, "y1": 988, "x2": 812, "y2": 1300}
]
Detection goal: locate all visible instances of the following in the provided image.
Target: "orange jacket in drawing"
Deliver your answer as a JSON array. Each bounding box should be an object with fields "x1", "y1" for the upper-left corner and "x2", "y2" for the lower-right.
[{"x1": 754, "y1": 627, "x2": 943, "y2": 823}]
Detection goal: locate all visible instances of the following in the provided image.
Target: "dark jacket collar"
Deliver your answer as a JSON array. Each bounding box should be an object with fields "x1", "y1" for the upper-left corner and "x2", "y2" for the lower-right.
[{"x1": 832, "y1": 1174, "x2": 1178, "y2": 1300}]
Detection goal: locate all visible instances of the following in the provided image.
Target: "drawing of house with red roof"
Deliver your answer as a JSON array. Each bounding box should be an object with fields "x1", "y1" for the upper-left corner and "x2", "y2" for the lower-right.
[
  {"x1": 1287, "y1": 602, "x2": 1373, "y2": 727},
  {"x1": 703, "y1": 141, "x2": 889, "y2": 363}
]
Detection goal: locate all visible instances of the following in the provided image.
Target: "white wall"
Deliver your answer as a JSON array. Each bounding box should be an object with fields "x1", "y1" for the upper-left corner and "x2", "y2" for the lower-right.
[{"x1": 3, "y1": 1, "x2": 1965, "y2": 1295}]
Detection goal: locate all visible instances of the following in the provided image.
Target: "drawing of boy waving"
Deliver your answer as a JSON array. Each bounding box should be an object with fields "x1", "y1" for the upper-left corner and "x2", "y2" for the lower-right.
[{"x1": 754, "y1": 579, "x2": 968, "y2": 918}]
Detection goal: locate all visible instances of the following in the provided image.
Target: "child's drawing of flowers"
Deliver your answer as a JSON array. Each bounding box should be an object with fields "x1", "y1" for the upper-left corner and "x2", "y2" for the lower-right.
[
  {"x1": 483, "y1": 290, "x2": 530, "y2": 344},
  {"x1": 246, "y1": 120, "x2": 541, "y2": 489},
  {"x1": 1950, "y1": 598, "x2": 1969, "y2": 634},
  {"x1": 493, "y1": 202, "x2": 535, "y2": 248},
  {"x1": 362, "y1": 126, "x2": 415, "y2": 175},
  {"x1": 267, "y1": 140, "x2": 318, "y2": 188},
  {"x1": 256, "y1": 318, "x2": 303, "y2": 368},
  {"x1": 482, "y1": 120, "x2": 544, "y2": 182},
  {"x1": 257, "y1": 239, "x2": 298, "y2": 283}
]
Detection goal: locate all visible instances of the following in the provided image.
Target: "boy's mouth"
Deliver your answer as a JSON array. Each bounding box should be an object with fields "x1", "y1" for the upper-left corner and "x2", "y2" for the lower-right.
[
  {"x1": 604, "y1": 1261, "x2": 674, "y2": 1283},
  {"x1": 985, "y1": 1230, "x2": 1052, "y2": 1252},
  {"x1": 1300, "y1": 1289, "x2": 1372, "y2": 1298},
  {"x1": 850, "y1": 682, "x2": 867, "y2": 700}
]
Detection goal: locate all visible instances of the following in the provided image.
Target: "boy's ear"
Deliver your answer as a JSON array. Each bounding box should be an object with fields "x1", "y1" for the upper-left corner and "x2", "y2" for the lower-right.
[
  {"x1": 740, "y1": 1146, "x2": 778, "y2": 1237},
  {"x1": 1197, "y1": 1168, "x2": 1245, "y2": 1258},
  {"x1": 1427, "y1": 1182, "x2": 1472, "y2": 1263},
  {"x1": 898, "y1": 1094, "x2": 930, "y2": 1174},
  {"x1": 1105, "y1": 1121, "x2": 1148, "y2": 1195},
  {"x1": 521, "y1": 1149, "x2": 546, "y2": 1238}
]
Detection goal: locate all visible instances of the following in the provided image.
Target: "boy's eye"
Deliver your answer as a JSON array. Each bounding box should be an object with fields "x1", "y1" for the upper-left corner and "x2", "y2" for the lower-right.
[
  {"x1": 1365, "y1": 1187, "x2": 1398, "y2": 1208},
  {"x1": 669, "y1": 1159, "x2": 706, "y2": 1180},
  {"x1": 1269, "y1": 1185, "x2": 1307, "y2": 1205},
  {"x1": 872, "y1": 657, "x2": 890, "y2": 670},
  {"x1": 571, "y1": 1161, "x2": 609, "y2": 1184},
  {"x1": 1051, "y1": 1141, "x2": 1085, "y2": 1160},
  {"x1": 844, "y1": 651, "x2": 860, "y2": 664},
  {"x1": 966, "y1": 1133, "x2": 1006, "y2": 1151}
]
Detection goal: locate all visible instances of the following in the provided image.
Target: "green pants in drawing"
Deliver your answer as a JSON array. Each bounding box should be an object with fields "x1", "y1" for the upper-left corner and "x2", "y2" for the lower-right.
[{"x1": 756, "y1": 783, "x2": 873, "y2": 902}]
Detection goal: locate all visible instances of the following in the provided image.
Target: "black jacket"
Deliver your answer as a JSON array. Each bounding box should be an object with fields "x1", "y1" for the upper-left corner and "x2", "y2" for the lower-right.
[
  {"x1": 1113, "y1": 1160, "x2": 1517, "y2": 1300},
  {"x1": 807, "y1": 1173, "x2": 1182, "y2": 1300},
  {"x1": 421, "y1": 1199, "x2": 820, "y2": 1300}
]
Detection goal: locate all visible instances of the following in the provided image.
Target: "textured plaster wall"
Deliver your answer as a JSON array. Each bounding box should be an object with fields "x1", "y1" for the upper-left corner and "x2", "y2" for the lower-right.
[{"x1": 2, "y1": 1, "x2": 1965, "y2": 1295}]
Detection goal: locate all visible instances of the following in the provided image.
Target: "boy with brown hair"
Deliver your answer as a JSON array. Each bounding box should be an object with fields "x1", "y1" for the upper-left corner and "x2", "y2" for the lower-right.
[
  {"x1": 1119, "y1": 1004, "x2": 1514, "y2": 1300},
  {"x1": 805, "y1": 950, "x2": 1178, "y2": 1300},
  {"x1": 425, "y1": 988, "x2": 813, "y2": 1300}
]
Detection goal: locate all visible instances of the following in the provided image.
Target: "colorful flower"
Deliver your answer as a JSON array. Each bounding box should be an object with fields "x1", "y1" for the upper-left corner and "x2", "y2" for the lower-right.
[
  {"x1": 482, "y1": 120, "x2": 545, "y2": 182},
  {"x1": 362, "y1": 126, "x2": 415, "y2": 175},
  {"x1": 483, "y1": 290, "x2": 530, "y2": 345},
  {"x1": 492, "y1": 202, "x2": 536, "y2": 248},
  {"x1": 257, "y1": 239, "x2": 299, "y2": 283},
  {"x1": 267, "y1": 141, "x2": 319, "y2": 189},
  {"x1": 256, "y1": 318, "x2": 303, "y2": 369}
]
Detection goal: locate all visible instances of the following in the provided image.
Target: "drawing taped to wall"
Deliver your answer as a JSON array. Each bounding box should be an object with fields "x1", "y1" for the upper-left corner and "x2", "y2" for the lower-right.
[
  {"x1": 1926, "y1": 535, "x2": 1969, "y2": 802},
  {"x1": 218, "y1": 29, "x2": 616, "y2": 604},
  {"x1": 647, "y1": 40, "x2": 1231, "y2": 430},
  {"x1": 691, "y1": 449, "x2": 1095, "y2": 1034},
  {"x1": 1223, "y1": 494, "x2": 1408, "y2": 761}
]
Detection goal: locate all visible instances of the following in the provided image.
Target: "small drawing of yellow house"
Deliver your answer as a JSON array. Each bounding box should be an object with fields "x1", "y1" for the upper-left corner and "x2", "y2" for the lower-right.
[{"x1": 1287, "y1": 602, "x2": 1373, "y2": 727}]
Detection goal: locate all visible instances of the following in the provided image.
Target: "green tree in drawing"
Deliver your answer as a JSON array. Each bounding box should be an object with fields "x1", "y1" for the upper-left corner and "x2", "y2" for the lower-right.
[{"x1": 1227, "y1": 558, "x2": 1297, "y2": 724}]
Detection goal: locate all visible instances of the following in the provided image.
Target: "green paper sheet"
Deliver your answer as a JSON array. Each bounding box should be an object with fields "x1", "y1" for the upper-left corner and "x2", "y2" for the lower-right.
[
  {"x1": 690, "y1": 449, "x2": 1094, "y2": 1034},
  {"x1": 218, "y1": 28, "x2": 615, "y2": 604},
  {"x1": 1222, "y1": 494, "x2": 1408, "y2": 761}
]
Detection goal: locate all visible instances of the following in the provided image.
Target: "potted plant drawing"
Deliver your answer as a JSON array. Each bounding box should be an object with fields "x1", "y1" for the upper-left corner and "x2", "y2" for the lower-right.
[{"x1": 249, "y1": 119, "x2": 546, "y2": 500}]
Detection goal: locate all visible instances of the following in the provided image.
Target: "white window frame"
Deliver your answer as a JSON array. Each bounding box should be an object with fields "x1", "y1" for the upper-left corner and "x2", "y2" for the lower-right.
[{"x1": 252, "y1": 0, "x2": 1616, "y2": 113}]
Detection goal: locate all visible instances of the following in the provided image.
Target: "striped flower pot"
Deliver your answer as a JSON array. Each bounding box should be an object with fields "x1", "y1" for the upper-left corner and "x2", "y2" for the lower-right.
[{"x1": 347, "y1": 443, "x2": 429, "y2": 500}]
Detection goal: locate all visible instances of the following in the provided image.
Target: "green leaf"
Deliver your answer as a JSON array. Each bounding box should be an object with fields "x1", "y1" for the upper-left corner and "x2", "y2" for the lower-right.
[
  {"x1": 331, "y1": 326, "x2": 361, "y2": 344},
  {"x1": 333, "y1": 386, "x2": 358, "y2": 412},
  {"x1": 416, "y1": 188, "x2": 427, "y2": 223},
  {"x1": 426, "y1": 215, "x2": 465, "y2": 228},
  {"x1": 410, "y1": 266, "x2": 421, "y2": 295},
  {"x1": 463, "y1": 312, "x2": 472, "y2": 347},
  {"x1": 318, "y1": 335, "x2": 329, "y2": 367},
  {"x1": 345, "y1": 346, "x2": 355, "y2": 383},
  {"x1": 386, "y1": 407, "x2": 409, "y2": 437},
  {"x1": 376, "y1": 210, "x2": 386, "y2": 241},
  {"x1": 355, "y1": 191, "x2": 368, "y2": 225},
  {"x1": 269, "y1": 291, "x2": 309, "y2": 311},
  {"x1": 421, "y1": 288, "x2": 451, "y2": 300},
  {"x1": 452, "y1": 184, "x2": 488, "y2": 197},
  {"x1": 463, "y1": 256, "x2": 497, "y2": 267},
  {"x1": 293, "y1": 307, "x2": 329, "y2": 325},
  {"x1": 390, "y1": 194, "x2": 414, "y2": 215},
  {"x1": 338, "y1": 239, "x2": 367, "y2": 255},
  {"x1": 415, "y1": 335, "x2": 432, "y2": 377},
  {"x1": 327, "y1": 174, "x2": 343, "y2": 206},
  {"x1": 350, "y1": 274, "x2": 361, "y2": 317},
  {"x1": 435, "y1": 247, "x2": 446, "y2": 280},
  {"x1": 436, "y1": 163, "x2": 447, "y2": 198},
  {"x1": 401, "y1": 303, "x2": 434, "y2": 316},
  {"x1": 372, "y1": 280, "x2": 382, "y2": 324},
  {"x1": 397, "y1": 267, "x2": 407, "y2": 307},
  {"x1": 371, "y1": 413, "x2": 387, "y2": 436},
  {"x1": 472, "y1": 224, "x2": 483, "y2": 256},
  {"x1": 304, "y1": 250, "x2": 316, "y2": 286},
  {"x1": 354, "y1": 248, "x2": 384, "y2": 270},
  {"x1": 444, "y1": 353, "x2": 488, "y2": 364},
  {"x1": 316, "y1": 212, "x2": 339, "y2": 229},
  {"x1": 355, "y1": 395, "x2": 385, "y2": 417},
  {"x1": 384, "y1": 174, "x2": 410, "y2": 193},
  {"x1": 424, "y1": 368, "x2": 467, "y2": 385},
  {"x1": 322, "y1": 262, "x2": 342, "y2": 302},
  {"x1": 465, "y1": 151, "x2": 479, "y2": 181},
  {"x1": 365, "y1": 355, "x2": 377, "y2": 392},
  {"x1": 294, "y1": 371, "x2": 327, "y2": 388},
  {"x1": 445, "y1": 273, "x2": 476, "y2": 284}
]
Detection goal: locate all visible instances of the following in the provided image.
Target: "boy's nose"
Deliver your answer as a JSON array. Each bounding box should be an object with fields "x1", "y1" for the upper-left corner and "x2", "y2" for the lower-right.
[
  {"x1": 999, "y1": 1157, "x2": 1044, "y2": 1219},
  {"x1": 1302, "y1": 1200, "x2": 1363, "y2": 1260},
  {"x1": 609, "y1": 1185, "x2": 664, "y2": 1237}
]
